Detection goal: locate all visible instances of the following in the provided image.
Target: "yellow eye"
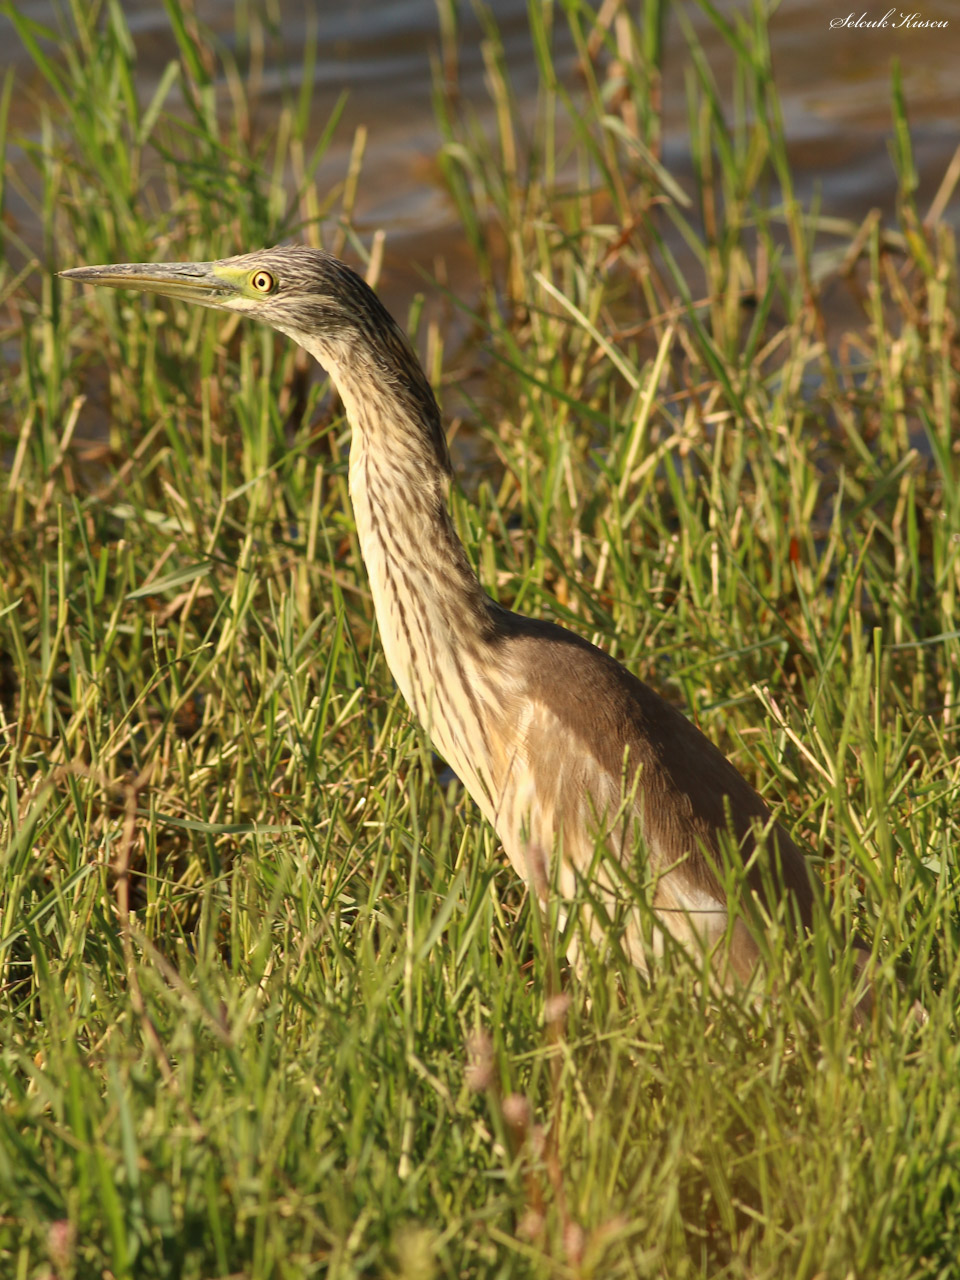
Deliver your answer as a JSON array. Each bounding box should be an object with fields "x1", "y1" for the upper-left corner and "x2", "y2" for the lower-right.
[{"x1": 250, "y1": 269, "x2": 275, "y2": 294}]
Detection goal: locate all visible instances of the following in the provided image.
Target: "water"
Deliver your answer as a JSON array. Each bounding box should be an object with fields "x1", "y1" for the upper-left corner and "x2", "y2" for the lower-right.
[{"x1": 5, "y1": 0, "x2": 959, "y2": 268}]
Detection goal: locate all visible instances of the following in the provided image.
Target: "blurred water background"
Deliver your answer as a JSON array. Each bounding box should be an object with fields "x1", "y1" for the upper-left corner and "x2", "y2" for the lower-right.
[{"x1": 5, "y1": 0, "x2": 959, "y2": 286}]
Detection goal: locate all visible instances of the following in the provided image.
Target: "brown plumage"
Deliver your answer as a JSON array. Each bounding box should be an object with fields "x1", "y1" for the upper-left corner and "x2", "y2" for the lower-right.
[{"x1": 61, "y1": 245, "x2": 859, "y2": 1004}]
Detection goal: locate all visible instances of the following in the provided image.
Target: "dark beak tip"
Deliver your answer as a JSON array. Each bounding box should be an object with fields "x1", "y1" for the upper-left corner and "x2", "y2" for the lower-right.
[{"x1": 58, "y1": 266, "x2": 100, "y2": 281}]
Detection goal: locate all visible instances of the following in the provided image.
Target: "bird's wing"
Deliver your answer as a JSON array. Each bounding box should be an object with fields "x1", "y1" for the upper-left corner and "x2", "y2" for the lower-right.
[{"x1": 494, "y1": 616, "x2": 815, "y2": 947}]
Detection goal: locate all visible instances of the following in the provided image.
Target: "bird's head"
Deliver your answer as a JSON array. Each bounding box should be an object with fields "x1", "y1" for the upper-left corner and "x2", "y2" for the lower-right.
[
  {"x1": 60, "y1": 243, "x2": 451, "y2": 470},
  {"x1": 59, "y1": 245, "x2": 397, "y2": 353}
]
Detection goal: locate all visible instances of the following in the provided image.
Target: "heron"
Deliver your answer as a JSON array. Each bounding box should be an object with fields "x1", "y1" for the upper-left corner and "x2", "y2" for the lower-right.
[{"x1": 60, "y1": 245, "x2": 867, "y2": 1009}]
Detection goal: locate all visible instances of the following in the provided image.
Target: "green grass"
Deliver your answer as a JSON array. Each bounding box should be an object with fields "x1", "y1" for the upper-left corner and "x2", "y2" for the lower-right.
[{"x1": 1, "y1": 0, "x2": 958, "y2": 1276}]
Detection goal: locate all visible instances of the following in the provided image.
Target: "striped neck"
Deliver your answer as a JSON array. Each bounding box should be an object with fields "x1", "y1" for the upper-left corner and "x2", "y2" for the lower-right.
[{"x1": 303, "y1": 329, "x2": 505, "y2": 812}]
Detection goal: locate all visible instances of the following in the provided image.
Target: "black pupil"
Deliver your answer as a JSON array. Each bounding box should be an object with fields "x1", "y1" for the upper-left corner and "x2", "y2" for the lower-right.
[{"x1": 256, "y1": 273, "x2": 271, "y2": 290}]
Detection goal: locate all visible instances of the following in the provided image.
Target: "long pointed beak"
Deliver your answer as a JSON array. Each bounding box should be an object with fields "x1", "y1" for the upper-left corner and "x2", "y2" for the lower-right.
[{"x1": 59, "y1": 260, "x2": 238, "y2": 308}]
